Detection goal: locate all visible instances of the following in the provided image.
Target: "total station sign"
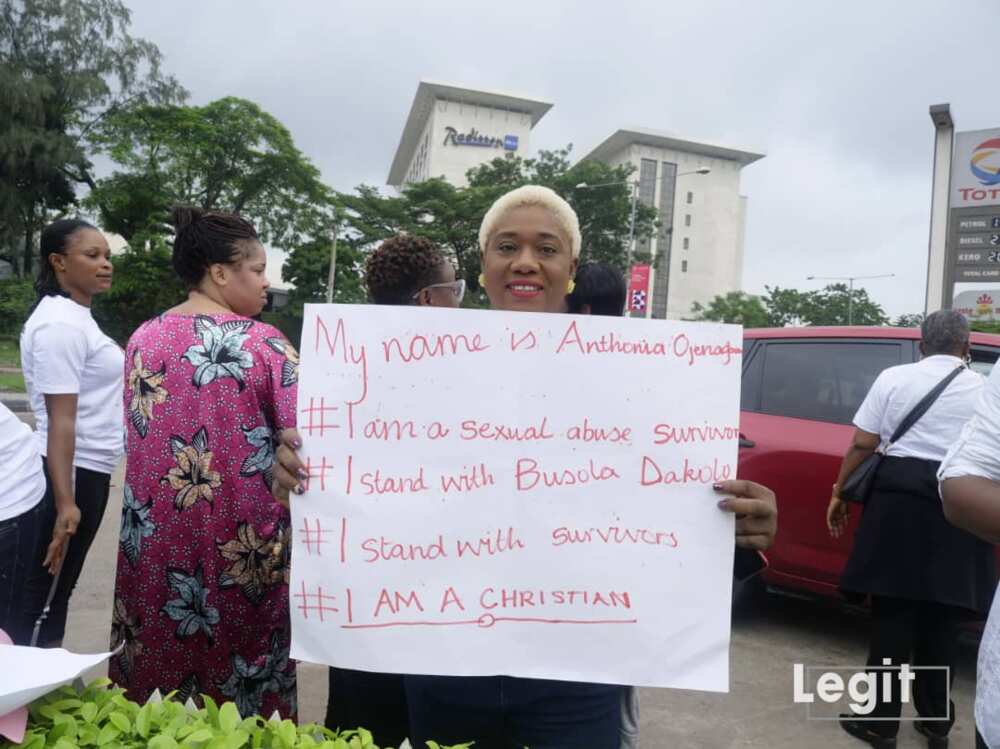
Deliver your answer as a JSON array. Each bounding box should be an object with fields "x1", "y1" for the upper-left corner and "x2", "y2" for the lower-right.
[{"x1": 952, "y1": 128, "x2": 1000, "y2": 207}]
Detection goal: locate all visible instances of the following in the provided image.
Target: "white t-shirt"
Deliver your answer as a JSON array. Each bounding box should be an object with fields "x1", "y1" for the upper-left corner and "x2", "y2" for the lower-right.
[
  {"x1": 20, "y1": 295, "x2": 125, "y2": 474},
  {"x1": 853, "y1": 355, "x2": 983, "y2": 461},
  {"x1": 938, "y1": 362, "x2": 1000, "y2": 749},
  {"x1": 0, "y1": 402, "x2": 45, "y2": 522}
]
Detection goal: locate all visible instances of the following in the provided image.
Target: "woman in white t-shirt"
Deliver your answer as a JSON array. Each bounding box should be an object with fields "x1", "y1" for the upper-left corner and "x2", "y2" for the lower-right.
[
  {"x1": 0, "y1": 402, "x2": 48, "y2": 644},
  {"x1": 940, "y1": 361, "x2": 1000, "y2": 749},
  {"x1": 19, "y1": 218, "x2": 124, "y2": 647}
]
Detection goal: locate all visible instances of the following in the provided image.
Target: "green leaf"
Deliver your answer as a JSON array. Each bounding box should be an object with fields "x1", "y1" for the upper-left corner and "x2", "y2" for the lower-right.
[
  {"x1": 135, "y1": 703, "x2": 153, "y2": 738},
  {"x1": 278, "y1": 720, "x2": 297, "y2": 748},
  {"x1": 109, "y1": 711, "x2": 131, "y2": 733},
  {"x1": 97, "y1": 723, "x2": 121, "y2": 745},
  {"x1": 218, "y1": 702, "x2": 240, "y2": 733},
  {"x1": 148, "y1": 736, "x2": 180, "y2": 749},
  {"x1": 225, "y1": 729, "x2": 249, "y2": 749},
  {"x1": 78, "y1": 723, "x2": 100, "y2": 746},
  {"x1": 53, "y1": 738, "x2": 78, "y2": 749},
  {"x1": 81, "y1": 701, "x2": 99, "y2": 723},
  {"x1": 186, "y1": 728, "x2": 215, "y2": 743},
  {"x1": 203, "y1": 694, "x2": 220, "y2": 726}
]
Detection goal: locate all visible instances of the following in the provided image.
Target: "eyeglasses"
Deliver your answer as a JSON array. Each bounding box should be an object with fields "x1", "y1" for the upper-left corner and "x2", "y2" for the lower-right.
[{"x1": 413, "y1": 279, "x2": 466, "y2": 303}]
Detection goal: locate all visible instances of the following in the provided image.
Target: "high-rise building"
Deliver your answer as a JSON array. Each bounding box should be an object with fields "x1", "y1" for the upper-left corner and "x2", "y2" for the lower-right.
[
  {"x1": 388, "y1": 81, "x2": 552, "y2": 188},
  {"x1": 581, "y1": 128, "x2": 764, "y2": 320}
]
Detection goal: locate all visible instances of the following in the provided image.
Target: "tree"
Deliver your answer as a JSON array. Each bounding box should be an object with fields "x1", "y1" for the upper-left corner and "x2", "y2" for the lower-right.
[
  {"x1": 91, "y1": 237, "x2": 185, "y2": 344},
  {"x1": 894, "y1": 313, "x2": 925, "y2": 328},
  {"x1": 281, "y1": 234, "x2": 367, "y2": 311},
  {"x1": 799, "y1": 283, "x2": 889, "y2": 326},
  {"x1": 86, "y1": 97, "x2": 333, "y2": 247},
  {"x1": 690, "y1": 291, "x2": 770, "y2": 327},
  {"x1": 761, "y1": 286, "x2": 808, "y2": 327},
  {"x1": 0, "y1": 0, "x2": 185, "y2": 275}
]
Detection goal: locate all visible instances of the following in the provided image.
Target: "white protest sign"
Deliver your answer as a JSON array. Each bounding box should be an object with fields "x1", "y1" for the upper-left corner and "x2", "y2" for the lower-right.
[
  {"x1": 290, "y1": 304, "x2": 742, "y2": 691},
  {"x1": 0, "y1": 644, "x2": 113, "y2": 715}
]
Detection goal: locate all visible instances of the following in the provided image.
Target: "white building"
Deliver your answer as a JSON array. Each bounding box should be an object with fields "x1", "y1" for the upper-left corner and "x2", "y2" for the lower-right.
[
  {"x1": 388, "y1": 80, "x2": 552, "y2": 188},
  {"x1": 581, "y1": 128, "x2": 764, "y2": 320}
]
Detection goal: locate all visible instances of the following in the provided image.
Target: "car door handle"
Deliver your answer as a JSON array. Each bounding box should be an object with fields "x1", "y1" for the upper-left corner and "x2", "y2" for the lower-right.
[{"x1": 739, "y1": 435, "x2": 756, "y2": 449}]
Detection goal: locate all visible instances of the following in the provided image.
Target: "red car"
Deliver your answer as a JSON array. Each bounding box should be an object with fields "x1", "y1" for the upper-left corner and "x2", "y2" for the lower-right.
[{"x1": 737, "y1": 326, "x2": 1000, "y2": 600}]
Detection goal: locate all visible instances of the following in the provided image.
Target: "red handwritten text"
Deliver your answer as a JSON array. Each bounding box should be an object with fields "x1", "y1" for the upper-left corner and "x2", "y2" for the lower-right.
[
  {"x1": 640, "y1": 455, "x2": 732, "y2": 486},
  {"x1": 515, "y1": 458, "x2": 621, "y2": 492},
  {"x1": 382, "y1": 332, "x2": 490, "y2": 364},
  {"x1": 551, "y1": 526, "x2": 678, "y2": 548}
]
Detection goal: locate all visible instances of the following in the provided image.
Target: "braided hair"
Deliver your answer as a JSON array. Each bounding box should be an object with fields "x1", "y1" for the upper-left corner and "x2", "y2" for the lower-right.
[
  {"x1": 364, "y1": 233, "x2": 446, "y2": 305},
  {"x1": 34, "y1": 218, "x2": 97, "y2": 303},
  {"x1": 171, "y1": 206, "x2": 259, "y2": 288}
]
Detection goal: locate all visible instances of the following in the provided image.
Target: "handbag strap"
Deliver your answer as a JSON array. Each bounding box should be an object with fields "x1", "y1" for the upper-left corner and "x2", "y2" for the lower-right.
[{"x1": 887, "y1": 364, "x2": 966, "y2": 446}]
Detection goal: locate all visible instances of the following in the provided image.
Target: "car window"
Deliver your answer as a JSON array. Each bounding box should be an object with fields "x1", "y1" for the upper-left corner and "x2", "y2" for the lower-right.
[
  {"x1": 969, "y1": 346, "x2": 999, "y2": 377},
  {"x1": 756, "y1": 341, "x2": 903, "y2": 424}
]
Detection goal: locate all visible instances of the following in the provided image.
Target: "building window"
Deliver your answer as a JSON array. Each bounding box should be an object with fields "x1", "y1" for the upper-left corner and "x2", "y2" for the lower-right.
[
  {"x1": 685, "y1": 214, "x2": 691, "y2": 227},
  {"x1": 638, "y1": 159, "x2": 657, "y2": 207},
  {"x1": 681, "y1": 261, "x2": 688, "y2": 273},
  {"x1": 683, "y1": 238, "x2": 689, "y2": 250},
  {"x1": 686, "y1": 191, "x2": 693, "y2": 204}
]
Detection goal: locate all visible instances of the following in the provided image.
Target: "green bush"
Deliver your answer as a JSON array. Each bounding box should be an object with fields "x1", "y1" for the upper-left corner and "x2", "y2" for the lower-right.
[
  {"x1": 3, "y1": 680, "x2": 469, "y2": 749},
  {"x1": 0, "y1": 278, "x2": 35, "y2": 336}
]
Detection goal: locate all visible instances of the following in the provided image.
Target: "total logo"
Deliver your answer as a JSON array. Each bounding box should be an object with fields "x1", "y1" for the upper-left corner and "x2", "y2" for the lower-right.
[
  {"x1": 959, "y1": 138, "x2": 1000, "y2": 202},
  {"x1": 971, "y1": 139, "x2": 1000, "y2": 186}
]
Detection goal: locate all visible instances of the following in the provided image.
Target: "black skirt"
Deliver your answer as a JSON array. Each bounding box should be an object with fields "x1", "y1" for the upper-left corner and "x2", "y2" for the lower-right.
[{"x1": 840, "y1": 455, "x2": 997, "y2": 614}]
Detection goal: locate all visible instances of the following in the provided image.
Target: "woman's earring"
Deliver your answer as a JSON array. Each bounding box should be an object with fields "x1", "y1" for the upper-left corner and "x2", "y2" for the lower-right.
[
  {"x1": 478, "y1": 273, "x2": 486, "y2": 288},
  {"x1": 567, "y1": 280, "x2": 576, "y2": 294}
]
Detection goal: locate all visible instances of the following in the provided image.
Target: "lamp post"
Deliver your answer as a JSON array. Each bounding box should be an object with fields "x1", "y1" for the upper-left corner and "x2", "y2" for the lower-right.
[
  {"x1": 325, "y1": 210, "x2": 340, "y2": 304},
  {"x1": 575, "y1": 166, "x2": 710, "y2": 279},
  {"x1": 806, "y1": 273, "x2": 895, "y2": 326}
]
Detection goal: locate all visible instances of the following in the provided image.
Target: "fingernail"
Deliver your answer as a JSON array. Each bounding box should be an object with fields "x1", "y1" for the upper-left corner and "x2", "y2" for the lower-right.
[
  {"x1": 294, "y1": 485, "x2": 306, "y2": 495},
  {"x1": 717, "y1": 499, "x2": 728, "y2": 509},
  {"x1": 297, "y1": 469, "x2": 309, "y2": 480},
  {"x1": 712, "y1": 483, "x2": 724, "y2": 491},
  {"x1": 292, "y1": 439, "x2": 302, "y2": 448}
]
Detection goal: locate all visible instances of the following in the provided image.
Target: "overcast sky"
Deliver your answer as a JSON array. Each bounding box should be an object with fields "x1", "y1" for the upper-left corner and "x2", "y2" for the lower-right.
[{"x1": 124, "y1": 0, "x2": 999, "y2": 317}]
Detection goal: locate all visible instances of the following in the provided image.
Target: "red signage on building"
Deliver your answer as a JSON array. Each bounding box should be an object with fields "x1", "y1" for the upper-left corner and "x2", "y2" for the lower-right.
[{"x1": 628, "y1": 264, "x2": 651, "y2": 314}]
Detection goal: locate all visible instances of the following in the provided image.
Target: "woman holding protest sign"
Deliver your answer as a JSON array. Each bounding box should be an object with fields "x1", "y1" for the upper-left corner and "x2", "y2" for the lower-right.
[
  {"x1": 108, "y1": 207, "x2": 299, "y2": 719},
  {"x1": 273, "y1": 185, "x2": 777, "y2": 748}
]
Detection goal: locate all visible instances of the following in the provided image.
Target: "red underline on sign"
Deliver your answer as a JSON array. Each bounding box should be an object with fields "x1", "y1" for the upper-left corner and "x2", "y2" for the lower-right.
[{"x1": 341, "y1": 615, "x2": 639, "y2": 630}]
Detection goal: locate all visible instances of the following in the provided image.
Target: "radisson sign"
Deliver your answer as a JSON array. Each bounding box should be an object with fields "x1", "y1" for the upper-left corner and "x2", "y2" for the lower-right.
[{"x1": 443, "y1": 126, "x2": 518, "y2": 151}]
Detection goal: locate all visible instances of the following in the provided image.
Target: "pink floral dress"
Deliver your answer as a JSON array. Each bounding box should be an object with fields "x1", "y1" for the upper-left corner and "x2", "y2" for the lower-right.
[{"x1": 110, "y1": 313, "x2": 299, "y2": 718}]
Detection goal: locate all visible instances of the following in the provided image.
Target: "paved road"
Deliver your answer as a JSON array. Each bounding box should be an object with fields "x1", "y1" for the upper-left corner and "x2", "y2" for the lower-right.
[{"x1": 54, "y1": 459, "x2": 981, "y2": 748}]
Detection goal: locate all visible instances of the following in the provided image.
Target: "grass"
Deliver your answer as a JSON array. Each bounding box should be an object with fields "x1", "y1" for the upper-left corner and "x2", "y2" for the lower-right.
[
  {"x1": 0, "y1": 337, "x2": 20, "y2": 368},
  {"x1": 0, "y1": 371, "x2": 25, "y2": 392}
]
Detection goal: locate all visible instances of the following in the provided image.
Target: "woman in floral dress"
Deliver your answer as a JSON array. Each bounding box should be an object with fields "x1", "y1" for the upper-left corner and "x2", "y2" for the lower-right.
[{"x1": 110, "y1": 207, "x2": 299, "y2": 719}]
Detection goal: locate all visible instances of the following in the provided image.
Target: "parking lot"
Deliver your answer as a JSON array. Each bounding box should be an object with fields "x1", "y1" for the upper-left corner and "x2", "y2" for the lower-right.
[{"x1": 47, "y1": 457, "x2": 980, "y2": 748}]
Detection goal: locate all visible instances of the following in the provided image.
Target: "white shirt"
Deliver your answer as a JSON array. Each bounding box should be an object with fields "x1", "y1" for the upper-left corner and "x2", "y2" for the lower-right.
[
  {"x1": 20, "y1": 295, "x2": 125, "y2": 474},
  {"x1": 938, "y1": 362, "x2": 1000, "y2": 749},
  {"x1": 0, "y1": 402, "x2": 45, "y2": 522},
  {"x1": 853, "y1": 355, "x2": 983, "y2": 461}
]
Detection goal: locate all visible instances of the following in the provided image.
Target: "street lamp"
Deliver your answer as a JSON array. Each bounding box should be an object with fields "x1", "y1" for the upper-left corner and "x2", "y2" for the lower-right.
[
  {"x1": 806, "y1": 273, "x2": 895, "y2": 326},
  {"x1": 575, "y1": 167, "x2": 711, "y2": 275}
]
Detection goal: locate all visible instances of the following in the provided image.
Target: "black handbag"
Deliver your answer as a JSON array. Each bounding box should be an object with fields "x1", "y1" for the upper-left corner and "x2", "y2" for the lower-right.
[{"x1": 839, "y1": 364, "x2": 966, "y2": 504}]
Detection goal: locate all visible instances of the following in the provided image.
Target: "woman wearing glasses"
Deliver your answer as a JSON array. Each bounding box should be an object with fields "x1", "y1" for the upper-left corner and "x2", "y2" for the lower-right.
[
  {"x1": 364, "y1": 233, "x2": 464, "y2": 308},
  {"x1": 324, "y1": 231, "x2": 461, "y2": 745}
]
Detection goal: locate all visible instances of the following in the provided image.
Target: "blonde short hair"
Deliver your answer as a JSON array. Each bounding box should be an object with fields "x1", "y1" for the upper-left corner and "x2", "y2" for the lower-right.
[{"x1": 478, "y1": 185, "x2": 582, "y2": 259}]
